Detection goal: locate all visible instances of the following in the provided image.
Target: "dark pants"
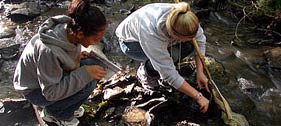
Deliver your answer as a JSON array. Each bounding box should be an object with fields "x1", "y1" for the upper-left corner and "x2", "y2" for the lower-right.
[{"x1": 24, "y1": 58, "x2": 100, "y2": 120}]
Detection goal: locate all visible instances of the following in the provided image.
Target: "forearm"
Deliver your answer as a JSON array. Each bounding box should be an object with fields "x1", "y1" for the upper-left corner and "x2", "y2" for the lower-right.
[
  {"x1": 195, "y1": 55, "x2": 204, "y2": 75},
  {"x1": 179, "y1": 80, "x2": 210, "y2": 113},
  {"x1": 195, "y1": 55, "x2": 209, "y2": 91},
  {"x1": 178, "y1": 81, "x2": 199, "y2": 98}
]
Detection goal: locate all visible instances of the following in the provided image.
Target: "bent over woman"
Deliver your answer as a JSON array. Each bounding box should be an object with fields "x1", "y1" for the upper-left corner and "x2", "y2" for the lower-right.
[{"x1": 116, "y1": 2, "x2": 210, "y2": 113}]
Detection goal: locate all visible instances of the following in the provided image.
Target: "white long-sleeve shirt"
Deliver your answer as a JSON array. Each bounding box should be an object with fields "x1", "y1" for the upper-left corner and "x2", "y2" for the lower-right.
[{"x1": 116, "y1": 3, "x2": 206, "y2": 89}]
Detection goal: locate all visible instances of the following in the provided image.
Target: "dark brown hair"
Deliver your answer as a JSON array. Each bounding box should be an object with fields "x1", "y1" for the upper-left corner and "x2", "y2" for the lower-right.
[{"x1": 67, "y1": 0, "x2": 106, "y2": 36}]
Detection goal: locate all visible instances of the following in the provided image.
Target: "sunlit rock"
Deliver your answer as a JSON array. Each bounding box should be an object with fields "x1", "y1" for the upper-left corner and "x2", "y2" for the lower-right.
[
  {"x1": 103, "y1": 86, "x2": 124, "y2": 100},
  {"x1": 176, "y1": 120, "x2": 200, "y2": 126},
  {"x1": 122, "y1": 107, "x2": 151, "y2": 126},
  {"x1": 0, "y1": 18, "x2": 17, "y2": 39},
  {"x1": 6, "y1": 2, "x2": 43, "y2": 23}
]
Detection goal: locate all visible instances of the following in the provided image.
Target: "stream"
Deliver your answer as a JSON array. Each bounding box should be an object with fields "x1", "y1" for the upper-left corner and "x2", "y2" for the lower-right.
[{"x1": 0, "y1": 0, "x2": 280, "y2": 126}]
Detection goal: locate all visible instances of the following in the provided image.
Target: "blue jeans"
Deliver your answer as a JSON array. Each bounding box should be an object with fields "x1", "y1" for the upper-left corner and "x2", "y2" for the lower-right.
[
  {"x1": 119, "y1": 42, "x2": 148, "y2": 62},
  {"x1": 119, "y1": 41, "x2": 194, "y2": 63},
  {"x1": 120, "y1": 41, "x2": 194, "y2": 76},
  {"x1": 24, "y1": 58, "x2": 101, "y2": 120}
]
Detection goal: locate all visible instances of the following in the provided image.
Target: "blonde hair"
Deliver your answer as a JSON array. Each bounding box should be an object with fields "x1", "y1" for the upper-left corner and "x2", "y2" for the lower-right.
[{"x1": 166, "y1": 2, "x2": 199, "y2": 41}]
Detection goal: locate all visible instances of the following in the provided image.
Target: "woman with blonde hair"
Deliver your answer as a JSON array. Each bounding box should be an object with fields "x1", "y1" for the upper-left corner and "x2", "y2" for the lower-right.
[{"x1": 116, "y1": 2, "x2": 209, "y2": 112}]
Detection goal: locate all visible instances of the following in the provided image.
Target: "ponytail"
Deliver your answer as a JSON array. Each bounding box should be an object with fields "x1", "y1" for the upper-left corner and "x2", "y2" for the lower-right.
[
  {"x1": 166, "y1": 2, "x2": 199, "y2": 40},
  {"x1": 67, "y1": 0, "x2": 107, "y2": 36}
]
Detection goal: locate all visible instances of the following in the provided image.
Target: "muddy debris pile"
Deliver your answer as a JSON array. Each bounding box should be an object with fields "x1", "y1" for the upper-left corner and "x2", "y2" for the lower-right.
[{"x1": 79, "y1": 59, "x2": 225, "y2": 126}]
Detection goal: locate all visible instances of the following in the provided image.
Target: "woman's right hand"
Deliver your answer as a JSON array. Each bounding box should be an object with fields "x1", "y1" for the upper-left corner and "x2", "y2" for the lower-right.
[
  {"x1": 196, "y1": 95, "x2": 209, "y2": 113},
  {"x1": 85, "y1": 65, "x2": 106, "y2": 80}
]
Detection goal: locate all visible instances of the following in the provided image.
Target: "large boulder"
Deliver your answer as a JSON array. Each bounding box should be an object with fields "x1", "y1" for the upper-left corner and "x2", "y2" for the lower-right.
[{"x1": 6, "y1": 2, "x2": 47, "y2": 23}]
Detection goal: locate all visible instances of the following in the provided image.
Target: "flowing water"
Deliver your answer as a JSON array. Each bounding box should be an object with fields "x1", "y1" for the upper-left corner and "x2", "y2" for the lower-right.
[
  {"x1": 203, "y1": 12, "x2": 281, "y2": 126},
  {"x1": 0, "y1": 0, "x2": 280, "y2": 126}
]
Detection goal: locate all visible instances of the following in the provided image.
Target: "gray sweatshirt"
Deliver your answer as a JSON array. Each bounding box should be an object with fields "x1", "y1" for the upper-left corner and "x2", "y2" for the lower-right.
[
  {"x1": 13, "y1": 15, "x2": 93, "y2": 101},
  {"x1": 115, "y1": 3, "x2": 206, "y2": 89}
]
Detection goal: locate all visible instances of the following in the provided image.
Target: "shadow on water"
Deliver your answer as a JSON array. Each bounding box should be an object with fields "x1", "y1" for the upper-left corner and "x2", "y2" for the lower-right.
[{"x1": 0, "y1": 0, "x2": 280, "y2": 126}]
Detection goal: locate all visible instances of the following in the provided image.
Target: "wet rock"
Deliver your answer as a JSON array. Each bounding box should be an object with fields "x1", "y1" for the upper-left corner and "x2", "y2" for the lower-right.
[
  {"x1": 0, "y1": 29, "x2": 15, "y2": 39},
  {"x1": 260, "y1": 88, "x2": 281, "y2": 103},
  {"x1": 193, "y1": 0, "x2": 209, "y2": 8},
  {"x1": 238, "y1": 78, "x2": 260, "y2": 92},
  {"x1": 258, "y1": 88, "x2": 281, "y2": 121},
  {"x1": 53, "y1": 0, "x2": 71, "y2": 9},
  {"x1": 0, "y1": 99, "x2": 38, "y2": 126},
  {"x1": 102, "y1": 27, "x2": 121, "y2": 53},
  {"x1": 247, "y1": 38, "x2": 277, "y2": 46},
  {"x1": 0, "y1": 18, "x2": 18, "y2": 28},
  {"x1": 195, "y1": 8, "x2": 211, "y2": 20},
  {"x1": 211, "y1": 12, "x2": 231, "y2": 25},
  {"x1": 0, "y1": 1, "x2": 5, "y2": 13},
  {"x1": 2, "y1": 60, "x2": 18, "y2": 77},
  {"x1": 209, "y1": 0, "x2": 228, "y2": 11},
  {"x1": 0, "y1": 44, "x2": 20, "y2": 60},
  {"x1": 0, "y1": 20, "x2": 17, "y2": 39},
  {"x1": 237, "y1": 77, "x2": 264, "y2": 99},
  {"x1": 263, "y1": 47, "x2": 281, "y2": 69},
  {"x1": 182, "y1": 56, "x2": 229, "y2": 85},
  {"x1": 0, "y1": 101, "x2": 4, "y2": 113},
  {"x1": 103, "y1": 85, "x2": 131, "y2": 100},
  {"x1": 120, "y1": 5, "x2": 139, "y2": 16},
  {"x1": 83, "y1": 71, "x2": 223, "y2": 125},
  {"x1": 176, "y1": 120, "x2": 200, "y2": 126},
  {"x1": 92, "y1": 0, "x2": 114, "y2": 7},
  {"x1": 103, "y1": 86, "x2": 124, "y2": 100},
  {"x1": 6, "y1": 2, "x2": 41, "y2": 23},
  {"x1": 0, "y1": 38, "x2": 16, "y2": 47},
  {"x1": 102, "y1": 74, "x2": 137, "y2": 89},
  {"x1": 122, "y1": 107, "x2": 150, "y2": 126},
  {"x1": 104, "y1": 107, "x2": 116, "y2": 119},
  {"x1": 205, "y1": 57, "x2": 229, "y2": 84}
]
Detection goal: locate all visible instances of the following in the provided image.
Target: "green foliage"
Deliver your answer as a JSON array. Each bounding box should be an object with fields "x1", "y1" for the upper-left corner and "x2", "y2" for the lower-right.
[
  {"x1": 98, "y1": 100, "x2": 108, "y2": 108},
  {"x1": 257, "y1": 0, "x2": 281, "y2": 14}
]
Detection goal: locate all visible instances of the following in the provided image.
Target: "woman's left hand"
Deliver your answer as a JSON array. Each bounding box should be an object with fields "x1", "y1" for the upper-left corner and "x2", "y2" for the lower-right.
[
  {"x1": 81, "y1": 51, "x2": 91, "y2": 59},
  {"x1": 197, "y1": 72, "x2": 209, "y2": 92}
]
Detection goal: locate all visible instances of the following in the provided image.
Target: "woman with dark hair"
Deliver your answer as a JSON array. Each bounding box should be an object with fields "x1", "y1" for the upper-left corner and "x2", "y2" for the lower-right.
[{"x1": 13, "y1": 0, "x2": 107, "y2": 125}]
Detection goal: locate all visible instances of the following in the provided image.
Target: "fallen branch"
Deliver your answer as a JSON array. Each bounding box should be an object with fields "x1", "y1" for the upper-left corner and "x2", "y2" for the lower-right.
[{"x1": 235, "y1": 6, "x2": 256, "y2": 42}]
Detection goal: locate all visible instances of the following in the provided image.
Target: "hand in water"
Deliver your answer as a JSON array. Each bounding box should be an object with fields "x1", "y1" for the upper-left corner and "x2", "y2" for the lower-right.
[
  {"x1": 197, "y1": 72, "x2": 209, "y2": 92},
  {"x1": 196, "y1": 95, "x2": 209, "y2": 113}
]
